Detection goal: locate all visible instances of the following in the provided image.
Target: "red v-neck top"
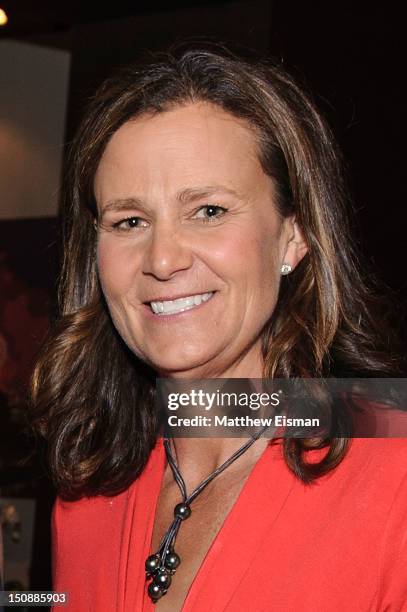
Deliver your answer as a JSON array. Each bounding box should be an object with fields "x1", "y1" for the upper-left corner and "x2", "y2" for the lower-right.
[{"x1": 52, "y1": 437, "x2": 407, "y2": 611}]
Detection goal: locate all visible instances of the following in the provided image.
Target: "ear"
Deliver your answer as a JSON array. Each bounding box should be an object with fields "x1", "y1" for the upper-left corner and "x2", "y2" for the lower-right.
[{"x1": 281, "y1": 217, "x2": 308, "y2": 271}]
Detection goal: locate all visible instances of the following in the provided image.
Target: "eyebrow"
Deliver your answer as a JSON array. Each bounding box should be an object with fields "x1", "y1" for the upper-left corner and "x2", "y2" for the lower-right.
[{"x1": 100, "y1": 185, "x2": 242, "y2": 214}]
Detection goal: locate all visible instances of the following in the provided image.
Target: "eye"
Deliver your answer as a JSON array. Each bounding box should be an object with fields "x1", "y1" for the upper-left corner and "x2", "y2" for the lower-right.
[
  {"x1": 194, "y1": 205, "x2": 228, "y2": 222},
  {"x1": 112, "y1": 216, "x2": 148, "y2": 231}
]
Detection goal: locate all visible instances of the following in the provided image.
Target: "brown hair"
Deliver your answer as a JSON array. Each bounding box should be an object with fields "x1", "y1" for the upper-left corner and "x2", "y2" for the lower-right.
[{"x1": 30, "y1": 46, "x2": 403, "y2": 500}]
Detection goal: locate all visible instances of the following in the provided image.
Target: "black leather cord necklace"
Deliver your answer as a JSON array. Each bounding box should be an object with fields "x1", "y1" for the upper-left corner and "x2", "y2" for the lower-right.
[{"x1": 145, "y1": 425, "x2": 269, "y2": 602}]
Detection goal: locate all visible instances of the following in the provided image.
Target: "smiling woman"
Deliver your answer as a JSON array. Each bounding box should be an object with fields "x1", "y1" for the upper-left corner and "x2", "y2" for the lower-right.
[
  {"x1": 29, "y1": 46, "x2": 406, "y2": 611},
  {"x1": 94, "y1": 103, "x2": 307, "y2": 377}
]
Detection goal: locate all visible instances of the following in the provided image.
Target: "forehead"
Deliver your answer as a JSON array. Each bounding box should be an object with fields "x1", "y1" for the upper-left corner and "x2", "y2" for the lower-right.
[{"x1": 94, "y1": 102, "x2": 270, "y2": 205}]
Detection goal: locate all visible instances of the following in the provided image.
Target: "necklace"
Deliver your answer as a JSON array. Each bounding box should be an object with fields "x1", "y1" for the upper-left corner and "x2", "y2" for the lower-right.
[{"x1": 145, "y1": 426, "x2": 269, "y2": 602}]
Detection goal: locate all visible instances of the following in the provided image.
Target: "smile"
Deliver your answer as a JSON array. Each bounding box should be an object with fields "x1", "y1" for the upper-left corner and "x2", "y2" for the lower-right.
[{"x1": 150, "y1": 292, "x2": 214, "y2": 315}]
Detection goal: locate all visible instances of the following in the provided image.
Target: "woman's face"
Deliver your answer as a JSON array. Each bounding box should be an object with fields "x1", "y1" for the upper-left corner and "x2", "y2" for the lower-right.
[{"x1": 94, "y1": 102, "x2": 306, "y2": 378}]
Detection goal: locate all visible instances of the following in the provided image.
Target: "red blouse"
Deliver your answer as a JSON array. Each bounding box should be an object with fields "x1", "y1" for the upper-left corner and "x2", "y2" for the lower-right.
[{"x1": 52, "y1": 437, "x2": 407, "y2": 611}]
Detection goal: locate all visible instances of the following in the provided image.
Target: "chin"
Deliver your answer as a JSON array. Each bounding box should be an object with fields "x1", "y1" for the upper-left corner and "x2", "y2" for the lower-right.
[
  {"x1": 151, "y1": 360, "x2": 209, "y2": 379},
  {"x1": 145, "y1": 352, "x2": 219, "y2": 379}
]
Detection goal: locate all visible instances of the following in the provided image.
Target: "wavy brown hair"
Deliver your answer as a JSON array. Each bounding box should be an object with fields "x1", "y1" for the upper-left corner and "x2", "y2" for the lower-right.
[{"x1": 30, "y1": 46, "x2": 403, "y2": 500}]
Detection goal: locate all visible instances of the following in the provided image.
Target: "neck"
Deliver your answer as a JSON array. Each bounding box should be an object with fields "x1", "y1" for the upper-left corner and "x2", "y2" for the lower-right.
[{"x1": 161, "y1": 347, "x2": 269, "y2": 488}]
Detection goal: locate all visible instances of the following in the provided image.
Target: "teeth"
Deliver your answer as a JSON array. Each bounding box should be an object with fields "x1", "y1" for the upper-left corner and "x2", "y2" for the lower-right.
[{"x1": 150, "y1": 292, "x2": 214, "y2": 315}]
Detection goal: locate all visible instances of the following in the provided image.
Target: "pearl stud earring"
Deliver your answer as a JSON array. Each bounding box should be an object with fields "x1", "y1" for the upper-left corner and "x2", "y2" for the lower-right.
[{"x1": 281, "y1": 263, "x2": 292, "y2": 275}]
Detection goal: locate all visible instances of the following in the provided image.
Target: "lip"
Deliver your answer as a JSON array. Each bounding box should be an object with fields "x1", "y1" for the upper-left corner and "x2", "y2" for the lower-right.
[
  {"x1": 143, "y1": 291, "x2": 215, "y2": 304},
  {"x1": 141, "y1": 291, "x2": 218, "y2": 321}
]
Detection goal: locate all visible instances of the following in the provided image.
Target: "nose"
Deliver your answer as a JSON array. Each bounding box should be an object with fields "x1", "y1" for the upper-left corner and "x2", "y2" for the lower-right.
[{"x1": 142, "y1": 221, "x2": 193, "y2": 280}]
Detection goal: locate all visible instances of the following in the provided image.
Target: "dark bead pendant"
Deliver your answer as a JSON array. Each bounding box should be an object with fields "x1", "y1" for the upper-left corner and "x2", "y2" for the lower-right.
[
  {"x1": 174, "y1": 502, "x2": 191, "y2": 520},
  {"x1": 145, "y1": 546, "x2": 181, "y2": 601},
  {"x1": 145, "y1": 553, "x2": 161, "y2": 575},
  {"x1": 148, "y1": 581, "x2": 164, "y2": 601},
  {"x1": 153, "y1": 568, "x2": 172, "y2": 589},
  {"x1": 165, "y1": 550, "x2": 181, "y2": 571}
]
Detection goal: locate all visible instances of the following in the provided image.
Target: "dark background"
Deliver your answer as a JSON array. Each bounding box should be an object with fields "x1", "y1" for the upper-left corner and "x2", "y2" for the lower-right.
[{"x1": 0, "y1": 0, "x2": 405, "y2": 597}]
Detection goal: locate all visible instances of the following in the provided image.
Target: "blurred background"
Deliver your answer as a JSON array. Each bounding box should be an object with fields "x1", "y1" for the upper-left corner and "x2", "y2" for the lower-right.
[{"x1": 0, "y1": 0, "x2": 405, "y2": 603}]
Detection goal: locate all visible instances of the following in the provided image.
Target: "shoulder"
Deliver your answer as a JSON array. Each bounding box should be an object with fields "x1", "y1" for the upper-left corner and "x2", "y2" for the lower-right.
[
  {"x1": 305, "y1": 436, "x2": 407, "y2": 475},
  {"x1": 52, "y1": 436, "x2": 165, "y2": 527},
  {"x1": 313, "y1": 437, "x2": 407, "y2": 500},
  {"x1": 51, "y1": 485, "x2": 135, "y2": 554},
  {"x1": 284, "y1": 437, "x2": 407, "y2": 516},
  {"x1": 341, "y1": 437, "x2": 407, "y2": 482}
]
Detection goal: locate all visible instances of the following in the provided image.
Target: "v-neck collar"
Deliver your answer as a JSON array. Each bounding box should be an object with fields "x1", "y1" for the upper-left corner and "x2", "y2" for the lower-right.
[{"x1": 126, "y1": 436, "x2": 295, "y2": 611}]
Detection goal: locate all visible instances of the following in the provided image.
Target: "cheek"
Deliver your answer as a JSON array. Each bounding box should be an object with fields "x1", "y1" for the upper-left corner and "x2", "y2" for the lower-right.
[
  {"x1": 205, "y1": 224, "x2": 281, "y2": 307},
  {"x1": 248, "y1": 228, "x2": 284, "y2": 311},
  {"x1": 96, "y1": 237, "x2": 134, "y2": 303},
  {"x1": 259, "y1": 234, "x2": 281, "y2": 279}
]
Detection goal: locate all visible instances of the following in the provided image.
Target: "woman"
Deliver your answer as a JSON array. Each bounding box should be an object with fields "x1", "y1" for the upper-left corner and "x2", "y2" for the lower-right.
[{"x1": 30, "y1": 47, "x2": 407, "y2": 610}]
